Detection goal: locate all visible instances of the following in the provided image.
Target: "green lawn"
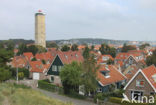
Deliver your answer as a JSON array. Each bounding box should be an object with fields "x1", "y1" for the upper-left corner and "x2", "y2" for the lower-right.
[{"x1": 0, "y1": 83, "x2": 72, "y2": 105}]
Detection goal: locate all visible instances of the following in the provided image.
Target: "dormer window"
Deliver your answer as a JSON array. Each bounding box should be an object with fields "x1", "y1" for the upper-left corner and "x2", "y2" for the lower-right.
[{"x1": 101, "y1": 71, "x2": 110, "y2": 78}]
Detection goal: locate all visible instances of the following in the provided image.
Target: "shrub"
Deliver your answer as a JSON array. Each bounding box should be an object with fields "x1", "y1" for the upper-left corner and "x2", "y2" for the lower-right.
[
  {"x1": 67, "y1": 90, "x2": 86, "y2": 100},
  {"x1": 18, "y1": 72, "x2": 24, "y2": 80},
  {"x1": 38, "y1": 80, "x2": 58, "y2": 92},
  {"x1": 94, "y1": 93, "x2": 109, "y2": 103}
]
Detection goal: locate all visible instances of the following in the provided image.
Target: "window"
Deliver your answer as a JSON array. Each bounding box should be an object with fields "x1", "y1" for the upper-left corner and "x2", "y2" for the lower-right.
[
  {"x1": 150, "y1": 92, "x2": 155, "y2": 95},
  {"x1": 52, "y1": 65, "x2": 57, "y2": 71},
  {"x1": 131, "y1": 91, "x2": 143, "y2": 100},
  {"x1": 58, "y1": 66, "x2": 62, "y2": 71},
  {"x1": 97, "y1": 88, "x2": 102, "y2": 92},
  {"x1": 101, "y1": 71, "x2": 110, "y2": 78},
  {"x1": 136, "y1": 80, "x2": 144, "y2": 87},
  {"x1": 102, "y1": 56, "x2": 107, "y2": 61}
]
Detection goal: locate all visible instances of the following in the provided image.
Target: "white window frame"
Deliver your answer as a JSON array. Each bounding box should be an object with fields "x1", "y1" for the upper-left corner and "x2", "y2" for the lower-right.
[
  {"x1": 52, "y1": 65, "x2": 57, "y2": 71},
  {"x1": 136, "y1": 80, "x2": 144, "y2": 87}
]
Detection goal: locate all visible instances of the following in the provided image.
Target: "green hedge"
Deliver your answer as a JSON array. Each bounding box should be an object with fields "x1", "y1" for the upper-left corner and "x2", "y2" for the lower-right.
[
  {"x1": 109, "y1": 97, "x2": 153, "y2": 105},
  {"x1": 38, "y1": 80, "x2": 58, "y2": 92}
]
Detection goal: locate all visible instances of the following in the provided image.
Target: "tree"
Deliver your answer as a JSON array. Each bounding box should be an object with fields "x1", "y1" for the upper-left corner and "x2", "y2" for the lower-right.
[
  {"x1": 107, "y1": 59, "x2": 114, "y2": 65},
  {"x1": 42, "y1": 59, "x2": 46, "y2": 64},
  {"x1": 71, "y1": 44, "x2": 78, "y2": 51},
  {"x1": 0, "y1": 48, "x2": 13, "y2": 66},
  {"x1": 10, "y1": 67, "x2": 29, "y2": 79},
  {"x1": 36, "y1": 45, "x2": 47, "y2": 53},
  {"x1": 146, "y1": 50, "x2": 156, "y2": 66},
  {"x1": 82, "y1": 54, "x2": 99, "y2": 95},
  {"x1": 61, "y1": 45, "x2": 70, "y2": 52},
  {"x1": 83, "y1": 46, "x2": 90, "y2": 59},
  {"x1": 99, "y1": 43, "x2": 116, "y2": 58},
  {"x1": 27, "y1": 45, "x2": 38, "y2": 55},
  {"x1": 121, "y1": 43, "x2": 136, "y2": 52},
  {"x1": 139, "y1": 43, "x2": 150, "y2": 50},
  {"x1": 17, "y1": 43, "x2": 27, "y2": 55},
  {"x1": 91, "y1": 45, "x2": 94, "y2": 51},
  {"x1": 0, "y1": 67, "x2": 11, "y2": 82},
  {"x1": 0, "y1": 47, "x2": 13, "y2": 82},
  {"x1": 31, "y1": 57, "x2": 37, "y2": 61},
  {"x1": 60, "y1": 61, "x2": 82, "y2": 94},
  {"x1": 46, "y1": 42, "x2": 58, "y2": 48}
]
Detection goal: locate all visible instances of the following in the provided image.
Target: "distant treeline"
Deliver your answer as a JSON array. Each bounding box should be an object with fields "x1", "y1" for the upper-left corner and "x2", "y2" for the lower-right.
[{"x1": 0, "y1": 39, "x2": 34, "y2": 45}]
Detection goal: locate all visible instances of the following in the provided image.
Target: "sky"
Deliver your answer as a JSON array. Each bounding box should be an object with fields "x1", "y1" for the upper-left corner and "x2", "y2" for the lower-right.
[{"x1": 0, "y1": 0, "x2": 156, "y2": 41}]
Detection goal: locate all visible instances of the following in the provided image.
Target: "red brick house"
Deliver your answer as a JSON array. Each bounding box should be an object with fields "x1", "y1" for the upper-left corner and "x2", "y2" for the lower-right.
[{"x1": 124, "y1": 65, "x2": 156, "y2": 100}]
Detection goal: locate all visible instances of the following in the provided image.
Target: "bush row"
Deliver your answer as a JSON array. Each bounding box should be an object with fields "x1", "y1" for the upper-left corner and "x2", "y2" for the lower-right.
[{"x1": 38, "y1": 80, "x2": 58, "y2": 92}]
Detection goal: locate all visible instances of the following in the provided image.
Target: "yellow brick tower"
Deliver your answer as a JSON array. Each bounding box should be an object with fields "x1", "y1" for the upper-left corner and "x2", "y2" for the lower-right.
[{"x1": 35, "y1": 10, "x2": 46, "y2": 48}]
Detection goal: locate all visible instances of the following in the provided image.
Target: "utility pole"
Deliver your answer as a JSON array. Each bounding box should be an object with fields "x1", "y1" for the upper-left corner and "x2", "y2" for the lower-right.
[{"x1": 16, "y1": 66, "x2": 18, "y2": 83}]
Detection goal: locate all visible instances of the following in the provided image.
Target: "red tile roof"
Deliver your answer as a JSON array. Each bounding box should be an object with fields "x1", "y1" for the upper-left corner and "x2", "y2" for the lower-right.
[
  {"x1": 30, "y1": 61, "x2": 50, "y2": 73},
  {"x1": 35, "y1": 52, "x2": 56, "y2": 63},
  {"x1": 124, "y1": 65, "x2": 139, "y2": 81},
  {"x1": 97, "y1": 65, "x2": 126, "y2": 86},
  {"x1": 94, "y1": 45, "x2": 101, "y2": 50},
  {"x1": 11, "y1": 56, "x2": 27, "y2": 68},
  {"x1": 115, "y1": 53, "x2": 131, "y2": 60},
  {"x1": 142, "y1": 65, "x2": 156, "y2": 89},
  {"x1": 23, "y1": 52, "x2": 33, "y2": 61},
  {"x1": 78, "y1": 45, "x2": 86, "y2": 50},
  {"x1": 57, "y1": 50, "x2": 84, "y2": 64}
]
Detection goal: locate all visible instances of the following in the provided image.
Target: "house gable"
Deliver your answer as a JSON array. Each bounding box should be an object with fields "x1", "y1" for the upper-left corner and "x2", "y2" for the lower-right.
[
  {"x1": 47, "y1": 55, "x2": 64, "y2": 75},
  {"x1": 123, "y1": 56, "x2": 137, "y2": 68},
  {"x1": 124, "y1": 70, "x2": 156, "y2": 99}
]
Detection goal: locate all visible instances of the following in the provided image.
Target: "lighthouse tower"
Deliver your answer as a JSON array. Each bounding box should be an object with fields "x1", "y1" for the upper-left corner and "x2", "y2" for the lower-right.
[{"x1": 35, "y1": 10, "x2": 46, "y2": 48}]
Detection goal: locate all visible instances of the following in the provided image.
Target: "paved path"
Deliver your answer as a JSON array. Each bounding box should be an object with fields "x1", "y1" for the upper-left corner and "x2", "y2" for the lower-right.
[{"x1": 36, "y1": 88, "x2": 97, "y2": 105}]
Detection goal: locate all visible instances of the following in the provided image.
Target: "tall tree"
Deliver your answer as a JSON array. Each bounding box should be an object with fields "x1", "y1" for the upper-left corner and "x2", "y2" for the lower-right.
[
  {"x1": 0, "y1": 67, "x2": 11, "y2": 82},
  {"x1": 91, "y1": 45, "x2": 94, "y2": 51},
  {"x1": 83, "y1": 46, "x2": 90, "y2": 59},
  {"x1": 0, "y1": 48, "x2": 13, "y2": 66},
  {"x1": 60, "y1": 61, "x2": 82, "y2": 94},
  {"x1": 82, "y1": 54, "x2": 99, "y2": 95},
  {"x1": 17, "y1": 43, "x2": 27, "y2": 55},
  {"x1": 71, "y1": 44, "x2": 78, "y2": 51}
]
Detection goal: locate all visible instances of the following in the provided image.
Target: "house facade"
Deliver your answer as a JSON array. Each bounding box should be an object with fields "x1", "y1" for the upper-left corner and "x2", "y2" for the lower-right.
[
  {"x1": 46, "y1": 51, "x2": 83, "y2": 85},
  {"x1": 124, "y1": 65, "x2": 156, "y2": 100}
]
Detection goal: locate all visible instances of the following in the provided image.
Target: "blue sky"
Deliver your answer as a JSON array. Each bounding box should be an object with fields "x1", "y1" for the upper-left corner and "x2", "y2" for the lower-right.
[{"x1": 0, "y1": 0, "x2": 156, "y2": 41}]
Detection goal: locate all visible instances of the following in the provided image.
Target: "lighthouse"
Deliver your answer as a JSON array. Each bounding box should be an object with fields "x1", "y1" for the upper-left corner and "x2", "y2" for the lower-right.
[{"x1": 35, "y1": 10, "x2": 46, "y2": 48}]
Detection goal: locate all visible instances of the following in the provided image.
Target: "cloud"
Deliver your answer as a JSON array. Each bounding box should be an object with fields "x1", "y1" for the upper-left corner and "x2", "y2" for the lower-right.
[{"x1": 0, "y1": 0, "x2": 156, "y2": 41}]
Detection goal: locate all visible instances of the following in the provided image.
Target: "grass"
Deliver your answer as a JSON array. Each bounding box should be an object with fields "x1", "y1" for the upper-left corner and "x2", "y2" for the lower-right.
[{"x1": 0, "y1": 83, "x2": 72, "y2": 105}]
